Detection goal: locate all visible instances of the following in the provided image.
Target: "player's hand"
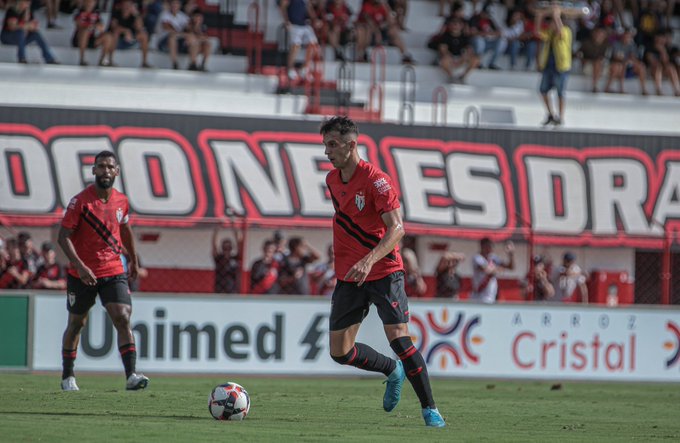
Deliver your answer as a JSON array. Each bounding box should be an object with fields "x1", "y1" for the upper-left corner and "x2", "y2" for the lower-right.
[
  {"x1": 127, "y1": 258, "x2": 139, "y2": 281},
  {"x1": 77, "y1": 265, "x2": 97, "y2": 286},
  {"x1": 344, "y1": 257, "x2": 373, "y2": 286},
  {"x1": 505, "y1": 240, "x2": 515, "y2": 254}
]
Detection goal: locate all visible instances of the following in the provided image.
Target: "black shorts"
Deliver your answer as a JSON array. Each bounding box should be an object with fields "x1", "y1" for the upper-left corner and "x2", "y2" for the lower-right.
[
  {"x1": 329, "y1": 271, "x2": 409, "y2": 331},
  {"x1": 66, "y1": 273, "x2": 131, "y2": 315}
]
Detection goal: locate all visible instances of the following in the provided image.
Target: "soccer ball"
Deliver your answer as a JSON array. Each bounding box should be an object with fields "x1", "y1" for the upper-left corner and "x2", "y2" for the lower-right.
[{"x1": 208, "y1": 382, "x2": 250, "y2": 421}]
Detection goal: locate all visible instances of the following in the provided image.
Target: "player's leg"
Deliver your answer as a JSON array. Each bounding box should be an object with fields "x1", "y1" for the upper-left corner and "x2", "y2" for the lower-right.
[
  {"x1": 373, "y1": 272, "x2": 445, "y2": 427},
  {"x1": 329, "y1": 281, "x2": 397, "y2": 376},
  {"x1": 61, "y1": 275, "x2": 97, "y2": 391},
  {"x1": 100, "y1": 274, "x2": 148, "y2": 390}
]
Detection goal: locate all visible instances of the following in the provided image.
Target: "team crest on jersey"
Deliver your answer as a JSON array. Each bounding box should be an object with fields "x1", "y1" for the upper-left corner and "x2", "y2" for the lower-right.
[
  {"x1": 68, "y1": 292, "x2": 76, "y2": 307},
  {"x1": 355, "y1": 191, "x2": 365, "y2": 211},
  {"x1": 116, "y1": 208, "x2": 124, "y2": 223}
]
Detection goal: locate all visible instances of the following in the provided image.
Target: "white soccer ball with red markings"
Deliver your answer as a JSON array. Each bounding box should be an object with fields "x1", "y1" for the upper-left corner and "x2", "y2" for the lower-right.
[{"x1": 208, "y1": 382, "x2": 250, "y2": 421}]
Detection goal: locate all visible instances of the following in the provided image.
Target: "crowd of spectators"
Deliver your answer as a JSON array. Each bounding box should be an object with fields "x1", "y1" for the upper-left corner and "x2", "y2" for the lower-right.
[
  {"x1": 0, "y1": 232, "x2": 66, "y2": 290},
  {"x1": 427, "y1": 0, "x2": 680, "y2": 96}
]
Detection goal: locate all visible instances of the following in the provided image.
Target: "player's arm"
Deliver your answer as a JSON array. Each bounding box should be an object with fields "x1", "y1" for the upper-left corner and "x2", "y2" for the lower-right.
[
  {"x1": 211, "y1": 223, "x2": 220, "y2": 259},
  {"x1": 58, "y1": 226, "x2": 97, "y2": 286},
  {"x1": 344, "y1": 208, "x2": 405, "y2": 286},
  {"x1": 120, "y1": 222, "x2": 139, "y2": 281}
]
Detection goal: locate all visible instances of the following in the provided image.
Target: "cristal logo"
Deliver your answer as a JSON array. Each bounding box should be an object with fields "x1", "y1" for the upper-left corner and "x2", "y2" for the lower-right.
[
  {"x1": 664, "y1": 321, "x2": 680, "y2": 369},
  {"x1": 409, "y1": 309, "x2": 482, "y2": 369}
]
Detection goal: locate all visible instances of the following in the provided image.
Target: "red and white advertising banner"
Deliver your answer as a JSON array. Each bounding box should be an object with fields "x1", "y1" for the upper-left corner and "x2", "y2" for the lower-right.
[{"x1": 31, "y1": 295, "x2": 680, "y2": 382}]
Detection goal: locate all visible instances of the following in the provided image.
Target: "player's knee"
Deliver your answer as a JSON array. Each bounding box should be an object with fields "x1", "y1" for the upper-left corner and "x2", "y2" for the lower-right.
[
  {"x1": 109, "y1": 312, "x2": 131, "y2": 330},
  {"x1": 330, "y1": 348, "x2": 353, "y2": 365}
]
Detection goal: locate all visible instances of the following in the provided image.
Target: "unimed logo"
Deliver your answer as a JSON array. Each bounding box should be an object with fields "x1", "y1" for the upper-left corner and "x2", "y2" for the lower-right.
[
  {"x1": 409, "y1": 309, "x2": 482, "y2": 370},
  {"x1": 81, "y1": 308, "x2": 283, "y2": 361}
]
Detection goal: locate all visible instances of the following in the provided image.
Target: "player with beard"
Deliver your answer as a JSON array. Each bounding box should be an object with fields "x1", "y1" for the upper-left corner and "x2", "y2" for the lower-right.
[
  {"x1": 57, "y1": 150, "x2": 149, "y2": 391},
  {"x1": 321, "y1": 116, "x2": 445, "y2": 427}
]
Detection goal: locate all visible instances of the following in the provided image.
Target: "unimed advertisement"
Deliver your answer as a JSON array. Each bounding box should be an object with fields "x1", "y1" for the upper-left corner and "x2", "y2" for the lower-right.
[{"x1": 32, "y1": 295, "x2": 680, "y2": 381}]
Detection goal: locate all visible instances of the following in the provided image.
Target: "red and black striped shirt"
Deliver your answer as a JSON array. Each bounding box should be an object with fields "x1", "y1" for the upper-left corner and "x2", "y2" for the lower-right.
[{"x1": 62, "y1": 185, "x2": 128, "y2": 279}]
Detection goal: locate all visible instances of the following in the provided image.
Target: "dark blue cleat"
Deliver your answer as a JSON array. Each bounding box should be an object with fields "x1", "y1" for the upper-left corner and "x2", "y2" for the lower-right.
[{"x1": 383, "y1": 360, "x2": 405, "y2": 412}]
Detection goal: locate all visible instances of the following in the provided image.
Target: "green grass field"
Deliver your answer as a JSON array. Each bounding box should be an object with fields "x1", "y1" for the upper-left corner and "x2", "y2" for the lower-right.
[{"x1": 0, "y1": 373, "x2": 679, "y2": 442}]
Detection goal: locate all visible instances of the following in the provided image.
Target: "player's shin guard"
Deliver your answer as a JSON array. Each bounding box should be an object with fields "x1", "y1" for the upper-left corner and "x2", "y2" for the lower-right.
[
  {"x1": 62, "y1": 348, "x2": 77, "y2": 379},
  {"x1": 119, "y1": 343, "x2": 137, "y2": 378},
  {"x1": 390, "y1": 336, "x2": 435, "y2": 409},
  {"x1": 331, "y1": 343, "x2": 397, "y2": 376}
]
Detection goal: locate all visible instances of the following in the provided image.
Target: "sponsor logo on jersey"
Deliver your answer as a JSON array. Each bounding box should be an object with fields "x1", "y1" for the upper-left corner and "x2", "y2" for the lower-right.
[
  {"x1": 355, "y1": 191, "x2": 365, "y2": 211},
  {"x1": 116, "y1": 208, "x2": 123, "y2": 223},
  {"x1": 373, "y1": 177, "x2": 391, "y2": 194}
]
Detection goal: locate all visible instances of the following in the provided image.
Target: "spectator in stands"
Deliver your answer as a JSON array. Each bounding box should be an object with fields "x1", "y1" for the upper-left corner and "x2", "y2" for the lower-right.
[
  {"x1": 644, "y1": 31, "x2": 680, "y2": 96},
  {"x1": 468, "y1": 4, "x2": 503, "y2": 70},
  {"x1": 402, "y1": 247, "x2": 426, "y2": 297},
  {"x1": 604, "y1": 28, "x2": 648, "y2": 95},
  {"x1": 0, "y1": 237, "x2": 32, "y2": 289},
  {"x1": 143, "y1": 0, "x2": 164, "y2": 37},
  {"x1": 1, "y1": 0, "x2": 59, "y2": 64},
  {"x1": 105, "y1": 0, "x2": 151, "y2": 67},
  {"x1": 354, "y1": 0, "x2": 413, "y2": 64},
  {"x1": 185, "y1": 8, "x2": 213, "y2": 71},
  {"x1": 388, "y1": 0, "x2": 408, "y2": 31},
  {"x1": 72, "y1": 0, "x2": 111, "y2": 66},
  {"x1": 250, "y1": 239, "x2": 280, "y2": 294},
  {"x1": 502, "y1": 9, "x2": 526, "y2": 71},
  {"x1": 0, "y1": 238, "x2": 11, "y2": 288},
  {"x1": 431, "y1": 16, "x2": 479, "y2": 84},
  {"x1": 637, "y1": 0, "x2": 665, "y2": 49},
  {"x1": 278, "y1": 236, "x2": 320, "y2": 295},
  {"x1": 471, "y1": 237, "x2": 514, "y2": 304},
  {"x1": 279, "y1": 0, "x2": 321, "y2": 82},
  {"x1": 553, "y1": 251, "x2": 588, "y2": 303},
  {"x1": 536, "y1": 5, "x2": 572, "y2": 126},
  {"x1": 524, "y1": 255, "x2": 554, "y2": 301},
  {"x1": 212, "y1": 218, "x2": 242, "y2": 294},
  {"x1": 31, "y1": 242, "x2": 66, "y2": 290},
  {"x1": 310, "y1": 244, "x2": 335, "y2": 296},
  {"x1": 42, "y1": 0, "x2": 63, "y2": 29},
  {"x1": 158, "y1": 0, "x2": 191, "y2": 69},
  {"x1": 325, "y1": 0, "x2": 353, "y2": 61},
  {"x1": 18, "y1": 231, "x2": 39, "y2": 274},
  {"x1": 272, "y1": 230, "x2": 287, "y2": 262},
  {"x1": 435, "y1": 250, "x2": 465, "y2": 298},
  {"x1": 575, "y1": 26, "x2": 609, "y2": 93},
  {"x1": 575, "y1": 0, "x2": 600, "y2": 43}
]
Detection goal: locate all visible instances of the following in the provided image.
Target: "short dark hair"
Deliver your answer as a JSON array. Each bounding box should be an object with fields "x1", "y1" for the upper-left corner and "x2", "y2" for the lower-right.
[
  {"x1": 288, "y1": 236, "x2": 303, "y2": 252},
  {"x1": 319, "y1": 116, "x2": 359, "y2": 137},
  {"x1": 94, "y1": 150, "x2": 118, "y2": 165},
  {"x1": 480, "y1": 237, "x2": 492, "y2": 248}
]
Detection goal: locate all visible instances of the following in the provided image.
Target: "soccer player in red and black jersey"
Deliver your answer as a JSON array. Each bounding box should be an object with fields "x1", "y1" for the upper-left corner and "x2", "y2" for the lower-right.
[
  {"x1": 57, "y1": 150, "x2": 149, "y2": 392},
  {"x1": 321, "y1": 116, "x2": 445, "y2": 427}
]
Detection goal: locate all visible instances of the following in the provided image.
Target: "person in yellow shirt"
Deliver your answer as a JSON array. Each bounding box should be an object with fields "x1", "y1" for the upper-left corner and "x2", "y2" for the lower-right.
[{"x1": 535, "y1": 5, "x2": 572, "y2": 126}]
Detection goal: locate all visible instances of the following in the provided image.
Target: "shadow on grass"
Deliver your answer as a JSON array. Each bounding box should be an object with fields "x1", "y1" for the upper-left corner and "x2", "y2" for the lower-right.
[{"x1": 0, "y1": 411, "x2": 204, "y2": 421}]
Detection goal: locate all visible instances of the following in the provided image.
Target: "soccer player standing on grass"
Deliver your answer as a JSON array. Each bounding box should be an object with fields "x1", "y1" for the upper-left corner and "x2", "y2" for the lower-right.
[
  {"x1": 321, "y1": 116, "x2": 445, "y2": 427},
  {"x1": 57, "y1": 150, "x2": 149, "y2": 392}
]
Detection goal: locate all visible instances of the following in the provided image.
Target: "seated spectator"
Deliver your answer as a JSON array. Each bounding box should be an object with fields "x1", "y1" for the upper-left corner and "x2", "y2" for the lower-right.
[
  {"x1": 250, "y1": 240, "x2": 280, "y2": 294},
  {"x1": 0, "y1": 237, "x2": 32, "y2": 289},
  {"x1": 576, "y1": 26, "x2": 610, "y2": 92},
  {"x1": 272, "y1": 230, "x2": 287, "y2": 262},
  {"x1": 31, "y1": 242, "x2": 66, "y2": 290},
  {"x1": 435, "y1": 250, "x2": 465, "y2": 298},
  {"x1": 524, "y1": 255, "x2": 554, "y2": 301},
  {"x1": 184, "y1": 8, "x2": 212, "y2": 71},
  {"x1": 502, "y1": 9, "x2": 526, "y2": 71},
  {"x1": 604, "y1": 28, "x2": 648, "y2": 94},
  {"x1": 0, "y1": 0, "x2": 59, "y2": 64},
  {"x1": 158, "y1": 0, "x2": 204, "y2": 70},
  {"x1": 212, "y1": 219, "x2": 242, "y2": 294},
  {"x1": 325, "y1": 0, "x2": 353, "y2": 61},
  {"x1": 553, "y1": 251, "x2": 588, "y2": 303},
  {"x1": 278, "y1": 236, "x2": 320, "y2": 295},
  {"x1": 279, "y1": 0, "x2": 321, "y2": 82},
  {"x1": 105, "y1": 0, "x2": 151, "y2": 67},
  {"x1": 402, "y1": 247, "x2": 426, "y2": 297},
  {"x1": 17, "y1": 231, "x2": 39, "y2": 274},
  {"x1": 355, "y1": 0, "x2": 413, "y2": 64},
  {"x1": 431, "y1": 17, "x2": 479, "y2": 83},
  {"x1": 644, "y1": 31, "x2": 680, "y2": 96},
  {"x1": 310, "y1": 244, "x2": 335, "y2": 296},
  {"x1": 72, "y1": 0, "x2": 111, "y2": 66},
  {"x1": 143, "y1": 0, "x2": 164, "y2": 37},
  {"x1": 519, "y1": 7, "x2": 539, "y2": 71},
  {"x1": 468, "y1": 5, "x2": 503, "y2": 70},
  {"x1": 387, "y1": 0, "x2": 408, "y2": 31},
  {"x1": 471, "y1": 238, "x2": 514, "y2": 304}
]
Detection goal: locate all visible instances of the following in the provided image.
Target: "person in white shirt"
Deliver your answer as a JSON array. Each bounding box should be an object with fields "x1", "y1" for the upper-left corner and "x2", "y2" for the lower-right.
[
  {"x1": 553, "y1": 252, "x2": 589, "y2": 303},
  {"x1": 158, "y1": 0, "x2": 202, "y2": 70},
  {"x1": 471, "y1": 237, "x2": 515, "y2": 303}
]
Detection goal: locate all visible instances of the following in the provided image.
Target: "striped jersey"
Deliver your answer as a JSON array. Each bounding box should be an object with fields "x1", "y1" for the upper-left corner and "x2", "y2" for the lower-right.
[
  {"x1": 326, "y1": 160, "x2": 404, "y2": 282},
  {"x1": 62, "y1": 185, "x2": 128, "y2": 279}
]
